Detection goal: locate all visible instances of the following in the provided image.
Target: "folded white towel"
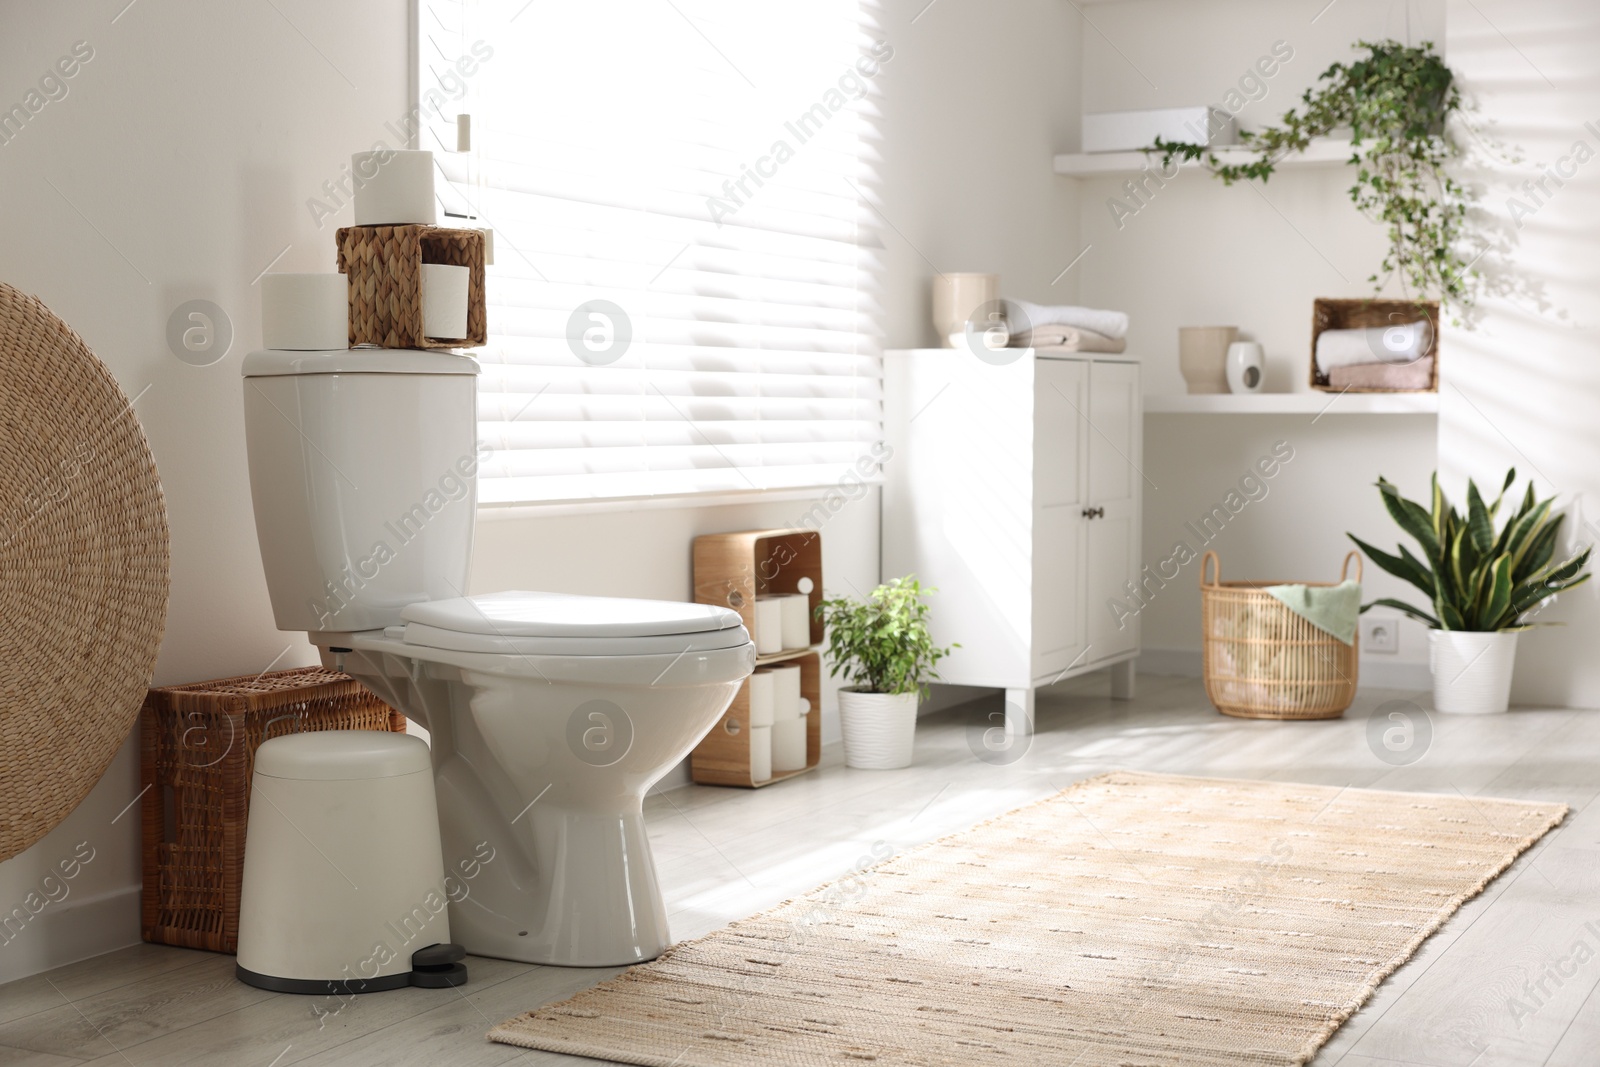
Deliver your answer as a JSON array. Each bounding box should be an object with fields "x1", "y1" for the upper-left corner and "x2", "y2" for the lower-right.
[
  {"x1": 1010, "y1": 326, "x2": 1127, "y2": 354},
  {"x1": 1004, "y1": 298, "x2": 1129, "y2": 341},
  {"x1": 1315, "y1": 320, "x2": 1432, "y2": 373}
]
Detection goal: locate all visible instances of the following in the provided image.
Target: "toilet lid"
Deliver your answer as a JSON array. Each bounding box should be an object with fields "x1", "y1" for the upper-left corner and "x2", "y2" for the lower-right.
[{"x1": 398, "y1": 591, "x2": 748, "y2": 656}]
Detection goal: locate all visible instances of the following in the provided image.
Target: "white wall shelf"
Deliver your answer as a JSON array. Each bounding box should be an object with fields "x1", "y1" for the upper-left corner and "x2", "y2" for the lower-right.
[
  {"x1": 1145, "y1": 392, "x2": 1438, "y2": 415},
  {"x1": 1054, "y1": 139, "x2": 1354, "y2": 179}
]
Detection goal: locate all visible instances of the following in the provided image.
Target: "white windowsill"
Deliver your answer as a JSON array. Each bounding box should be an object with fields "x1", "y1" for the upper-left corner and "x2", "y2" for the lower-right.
[{"x1": 476, "y1": 482, "x2": 882, "y2": 520}]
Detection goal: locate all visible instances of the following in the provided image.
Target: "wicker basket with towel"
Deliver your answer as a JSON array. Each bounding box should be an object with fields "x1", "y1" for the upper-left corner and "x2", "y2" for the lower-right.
[
  {"x1": 1200, "y1": 551, "x2": 1363, "y2": 720},
  {"x1": 1310, "y1": 298, "x2": 1438, "y2": 392}
]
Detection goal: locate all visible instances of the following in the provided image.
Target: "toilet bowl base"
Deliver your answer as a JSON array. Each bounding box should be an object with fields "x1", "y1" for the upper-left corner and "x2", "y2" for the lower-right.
[{"x1": 446, "y1": 801, "x2": 673, "y2": 968}]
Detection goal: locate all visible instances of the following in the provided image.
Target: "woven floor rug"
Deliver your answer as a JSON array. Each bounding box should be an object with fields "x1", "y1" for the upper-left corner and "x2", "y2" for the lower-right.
[{"x1": 489, "y1": 771, "x2": 1565, "y2": 1066}]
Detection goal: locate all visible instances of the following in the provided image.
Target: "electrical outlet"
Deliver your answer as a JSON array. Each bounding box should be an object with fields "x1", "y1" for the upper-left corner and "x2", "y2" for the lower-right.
[{"x1": 1361, "y1": 616, "x2": 1400, "y2": 654}]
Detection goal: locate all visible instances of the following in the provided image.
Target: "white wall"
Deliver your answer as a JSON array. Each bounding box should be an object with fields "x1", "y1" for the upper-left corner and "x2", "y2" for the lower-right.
[
  {"x1": 1073, "y1": 0, "x2": 1446, "y2": 684},
  {"x1": 0, "y1": 0, "x2": 408, "y2": 983},
  {"x1": 0, "y1": 0, "x2": 1089, "y2": 982},
  {"x1": 1441, "y1": 0, "x2": 1600, "y2": 707},
  {"x1": 873, "y1": 0, "x2": 1083, "y2": 346}
]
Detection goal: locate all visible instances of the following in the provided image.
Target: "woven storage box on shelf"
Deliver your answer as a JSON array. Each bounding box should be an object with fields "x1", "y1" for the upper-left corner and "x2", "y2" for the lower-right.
[
  {"x1": 1310, "y1": 297, "x2": 1439, "y2": 392},
  {"x1": 1200, "y1": 551, "x2": 1362, "y2": 721},
  {"x1": 139, "y1": 667, "x2": 405, "y2": 953},
  {"x1": 335, "y1": 224, "x2": 486, "y2": 348}
]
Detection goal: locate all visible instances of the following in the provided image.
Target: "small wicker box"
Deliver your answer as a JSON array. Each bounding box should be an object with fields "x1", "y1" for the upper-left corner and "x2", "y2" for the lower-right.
[
  {"x1": 1310, "y1": 297, "x2": 1439, "y2": 393},
  {"x1": 138, "y1": 667, "x2": 405, "y2": 953},
  {"x1": 1200, "y1": 551, "x2": 1362, "y2": 721},
  {"x1": 335, "y1": 224, "x2": 486, "y2": 349}
]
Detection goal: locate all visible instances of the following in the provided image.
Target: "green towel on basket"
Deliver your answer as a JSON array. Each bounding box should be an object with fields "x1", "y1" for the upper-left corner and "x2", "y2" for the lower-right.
[{"x1": 1262, "y1": 579, "x2": 1362, "y2": 645}]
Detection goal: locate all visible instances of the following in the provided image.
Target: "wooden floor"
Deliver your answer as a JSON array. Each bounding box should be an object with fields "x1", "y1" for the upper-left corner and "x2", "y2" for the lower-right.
[{"x1": 2, "y1": 673, "x2": 1596, "y2": 1066}]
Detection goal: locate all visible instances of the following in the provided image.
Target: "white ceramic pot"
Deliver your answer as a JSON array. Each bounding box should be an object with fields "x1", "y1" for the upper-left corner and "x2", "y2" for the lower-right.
[
  {"x1": 1429, "y1": 630, "x2": 1519, "y2": 714},
  {"x1": 837, "y1": 689, "x2": 919, "y2": 769},
  {"x1": 1225, "y1": 341, "x2": 1265, "y2": 393}
]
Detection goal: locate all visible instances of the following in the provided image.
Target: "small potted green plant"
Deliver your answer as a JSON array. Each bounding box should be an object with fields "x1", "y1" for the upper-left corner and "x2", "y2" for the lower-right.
[
  {"x1": 1348, "y1": 470, "x2": 1591, "y2": 714},
  {"x1": 818, "y1": 576, "x2": 953, "y2": 769}
]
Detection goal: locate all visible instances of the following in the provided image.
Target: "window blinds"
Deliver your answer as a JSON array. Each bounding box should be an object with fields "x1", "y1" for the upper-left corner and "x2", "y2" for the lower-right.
[{"x1": 416, "y1": 0, "x2": 884, "y2": 505}]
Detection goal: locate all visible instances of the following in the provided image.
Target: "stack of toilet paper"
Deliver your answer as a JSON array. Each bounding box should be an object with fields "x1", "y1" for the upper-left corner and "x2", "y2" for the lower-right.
[
  {"x1": 748, "y1": 664, "x2": 808, "y2": 780},
  {"x1": 753, "y1": 593, "x2": 810, "y2": 655},
  {"x1": 260, "y1": 149, "x2": 474, "y2": 351}
]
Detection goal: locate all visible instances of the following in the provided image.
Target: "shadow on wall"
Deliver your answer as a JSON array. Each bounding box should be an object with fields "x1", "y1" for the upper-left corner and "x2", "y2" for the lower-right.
[{"x1": 1442, "y1": 1, "x2": 1600, "y2": 707}]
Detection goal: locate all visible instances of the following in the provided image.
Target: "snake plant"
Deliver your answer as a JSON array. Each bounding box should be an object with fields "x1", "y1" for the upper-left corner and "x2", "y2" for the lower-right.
[{"x1": 1348, "y1": 471, "x2": 1591, "y2": 631}]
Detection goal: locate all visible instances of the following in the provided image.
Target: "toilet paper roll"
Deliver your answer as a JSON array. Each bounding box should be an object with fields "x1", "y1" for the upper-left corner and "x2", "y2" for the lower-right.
[
  {"x1": 753, "y1": 596, "x2": 783, "y2": 656},
  {"x1": 747, "y1": 669, "x2": 775, "y2": 728},
  {"x1": 772, "y1": 717, "x2": 807, "y2": 773},
  {"x1": 749, "y1": 725, "x2": 772, "y2": 782},
  {"x1": 778, "y1": 593, "x2": 811, "y2": 650},
  {"x1": 769, "y1": 665, "x2": 802, "y2": 721},
  {"x1": 352, "y1": 149, "x2": 437, "y2": 226},
  {"x1": 420, "y1": 263, "x2": 470, "y2": 339},
  {"x1": 261, "y1": 273, "x2": 349, "y2": 350}
]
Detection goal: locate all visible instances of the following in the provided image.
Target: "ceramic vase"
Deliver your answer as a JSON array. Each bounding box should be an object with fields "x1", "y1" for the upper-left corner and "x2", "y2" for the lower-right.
[
  {"x1": 1226, "y1": 341, "x2": 1265, "y2": 393},
  {"x1": 932, "y1": 274, "x2": 998, "y2": 349},
  {"x1": 1179, "y1": 326, "x2": 1238, "y2": 394}
]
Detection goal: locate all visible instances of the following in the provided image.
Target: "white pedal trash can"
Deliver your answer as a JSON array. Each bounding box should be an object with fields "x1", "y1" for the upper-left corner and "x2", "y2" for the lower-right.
[{"x1": 236, "y1": 731, "x2": 467, "y2": 994}]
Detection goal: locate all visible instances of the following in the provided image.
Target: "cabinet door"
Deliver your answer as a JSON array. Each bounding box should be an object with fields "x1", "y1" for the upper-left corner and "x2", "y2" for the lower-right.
[
  {"x1": 1084, "y1": 360, "x2": 1141, "y2": 661},
  {"x1": 1031, "y1": 358, "x2": 1088, "y2": 678}
]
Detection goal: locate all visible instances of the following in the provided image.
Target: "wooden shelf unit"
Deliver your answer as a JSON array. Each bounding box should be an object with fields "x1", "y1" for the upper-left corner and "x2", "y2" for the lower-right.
[
  {"x1": 690, "y1": 528, "x2": 824, "y2": 787},
  {"x1": 690, "y1": 652, "x2": 822, "y2": 788}
]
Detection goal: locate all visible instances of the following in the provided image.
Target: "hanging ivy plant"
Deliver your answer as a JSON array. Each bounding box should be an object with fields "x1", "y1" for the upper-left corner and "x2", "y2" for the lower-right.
[{"x1": 1153, "y1": 40, "x2": 1476, "y2": 316}]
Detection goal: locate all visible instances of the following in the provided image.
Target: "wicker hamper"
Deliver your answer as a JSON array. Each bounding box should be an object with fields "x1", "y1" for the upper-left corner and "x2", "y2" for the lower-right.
[
  {"x1": 1200, "y1": 551, "x2": 1362, "y2": 720},
  {"x1": 139, "y1": 667, "x2": 405, "y2": 953}
]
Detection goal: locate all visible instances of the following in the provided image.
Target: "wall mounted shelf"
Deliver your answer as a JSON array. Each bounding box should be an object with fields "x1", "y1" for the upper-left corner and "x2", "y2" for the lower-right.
[
  {"x1": 1144, "y1": 392, "x2": 1438, "y2": 415},
  {"x1": 1054, "y1": 139, "x2": 1354, "y2": 179}
]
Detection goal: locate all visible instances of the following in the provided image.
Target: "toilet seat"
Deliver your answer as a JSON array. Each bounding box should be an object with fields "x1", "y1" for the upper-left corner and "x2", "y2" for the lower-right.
[{"x1": 396, "y1": 590, "x2": 749, "y2": 658}]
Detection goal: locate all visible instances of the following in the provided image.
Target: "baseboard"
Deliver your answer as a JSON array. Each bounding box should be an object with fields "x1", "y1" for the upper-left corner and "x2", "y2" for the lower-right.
[
  {"x1": 0, "y1": 883, "x2": 141, "y2": 985},
  {"x1": 1137, "y1": 649, "x2": 1431, "y2": 691}
]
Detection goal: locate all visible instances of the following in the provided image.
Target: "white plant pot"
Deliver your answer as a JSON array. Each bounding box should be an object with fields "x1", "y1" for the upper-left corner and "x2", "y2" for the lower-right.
[
  {"x1": 1429, "y1": 630, "x2": 1519, "y2": 715},
  {"x1": 837, "y1": 689, "x2": 919, "y2": 769}
]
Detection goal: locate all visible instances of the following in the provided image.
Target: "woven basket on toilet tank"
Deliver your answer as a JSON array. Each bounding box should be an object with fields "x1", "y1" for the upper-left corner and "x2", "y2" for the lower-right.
[
  {"x1": 1200, "y1": 551, "x2": 1361, "y2": 721},
  {"x1": 139, "y1": 667, "x2": 405, "y2": 953}
]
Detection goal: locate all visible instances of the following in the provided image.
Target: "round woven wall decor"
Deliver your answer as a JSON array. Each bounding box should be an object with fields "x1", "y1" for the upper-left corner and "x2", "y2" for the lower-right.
[{"x1": 0, "y1": 283, "x2": 169, "y2": 862}]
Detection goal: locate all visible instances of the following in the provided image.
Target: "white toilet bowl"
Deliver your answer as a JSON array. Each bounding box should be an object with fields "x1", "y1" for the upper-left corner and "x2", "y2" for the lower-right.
[
  {"x1": 240, "y1": 349, "x2": 754, "y2": 967},
  {"x1": 320, "y1": 591, "x2": 753, "y2": 966}
]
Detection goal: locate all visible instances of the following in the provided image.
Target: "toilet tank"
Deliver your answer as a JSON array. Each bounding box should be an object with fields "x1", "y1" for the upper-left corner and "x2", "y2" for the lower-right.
[{"x1": 241, "y1": 349, "x2": 482, "y2": 634}]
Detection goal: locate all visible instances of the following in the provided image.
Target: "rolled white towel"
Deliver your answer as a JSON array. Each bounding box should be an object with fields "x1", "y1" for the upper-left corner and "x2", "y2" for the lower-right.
[
  {"x1": 1316, "y1": 320, "x2": 1432, "y2": 373},
  {"x1": 1004, "y1": 298, "x2": 1129, "y2": 341}
]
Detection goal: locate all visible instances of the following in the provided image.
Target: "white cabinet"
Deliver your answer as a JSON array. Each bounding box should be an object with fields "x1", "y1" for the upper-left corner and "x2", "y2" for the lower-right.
[{"x1": 883, "y1": 349, "x2": 1142, "y2": 734}]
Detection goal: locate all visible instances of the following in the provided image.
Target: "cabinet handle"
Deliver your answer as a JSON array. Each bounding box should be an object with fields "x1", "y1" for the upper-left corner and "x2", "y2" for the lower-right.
[{"x1": 1081, "y1": 506, "x2": 1105, "y2": 520}]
